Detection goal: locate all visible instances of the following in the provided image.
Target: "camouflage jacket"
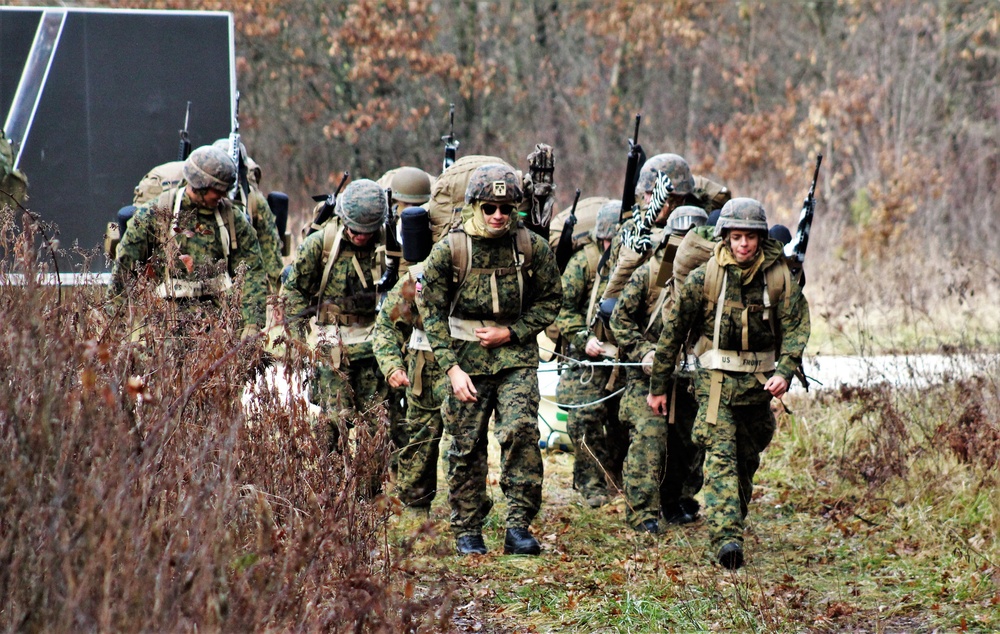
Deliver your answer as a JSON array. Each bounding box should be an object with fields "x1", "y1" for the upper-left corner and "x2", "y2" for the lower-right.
[
  {"x1": 110, "y1": 188, "x2": 267, "y2": 327},
  {"x1": 372, "y1": 269, "x2": 422, "y2": 379},
  {"x1": 244, "y1": 187, "x2": 284, "y2": 291},
  {"x1": 650, "y1": 238, "x2": 810, "y2": 404},
  {"x1": 554, "y1": 245, "x2": 607, "y2": 352},
  {"x1": 609, "y1": 259, "x2": 662, "y2": 380},
  {"x1": 416, "y1": 226, "x2": 562, "y2": 376},
  {"x1": 280, "y1": 225, "x2": 380, "y2": 361}
]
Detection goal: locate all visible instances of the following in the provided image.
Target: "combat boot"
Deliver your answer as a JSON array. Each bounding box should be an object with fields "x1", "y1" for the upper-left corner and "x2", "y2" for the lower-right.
[
  {"x1": 718, "y1": 542, "x2": 744, "y2": 570},
  {"x1": 456, "y1": 533, "x2": 487, "y2": 556},
  {"x1": 661, "y1": 500, "x2": 696, "y2": 525},
  {"x1": 503, "y1": 528, "x2": 541, "y2": 555},
  {"x1": 635, "y1": 519, "x2": 660, "y2": 534}
]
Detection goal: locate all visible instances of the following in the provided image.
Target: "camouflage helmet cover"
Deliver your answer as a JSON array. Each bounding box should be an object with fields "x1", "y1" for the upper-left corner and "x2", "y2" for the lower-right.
[
  {"x1": 464, "y1": 163, "x2": 524, "y2": 204},
  {"x1": 336, "y1": 179, "x2": 388, "y2": 233},
  {"x1": 390, "y1": 166, "x2": 433, "y2": 204},
  {"x1": 667, "y1": 205, "x2": 708, "y2": 234},
  {"x1": 183, "y1": 145, "x2": 237, "y2": 192},
  {"x1": 635, "y1": 153, "x2": 695, "y2": 198},
  {"x1": 714, "y1": 197, "x2": 768, "y2": 238},
  {"x1": 594, "y1": 199, "x2": 621, "y2": 240}
]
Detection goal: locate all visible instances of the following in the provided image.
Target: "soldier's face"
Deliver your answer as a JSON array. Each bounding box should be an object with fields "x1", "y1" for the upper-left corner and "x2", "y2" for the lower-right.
[
  {"x1": 727, "y1": 229, "x2": 760, "y2": 263},
  {"x1": 191, "y1": 187, "x2": 227, "y2": 208},
  {"x1": 346, "y1": 227, "x2": 376, "y2": 246},
  {"x1": 481, "y1": 202, "x2": 515, "y2": 232}
]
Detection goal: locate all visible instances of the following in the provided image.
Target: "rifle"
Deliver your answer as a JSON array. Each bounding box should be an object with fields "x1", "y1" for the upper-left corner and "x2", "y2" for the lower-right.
[
  {"x1": 177, "y1": 101, "x2": 192, "y2": 161},
  {"x1": 376, "y1": 187, "x2": 401, "y2": 306},
  {"x1": 308, "y1": 170, "x2": 350, "y2": 234},
  {"x1": 554, "y1": 188, "x2": 582, "y2": 273},
  {"x1": 441, "y1": 103, "x2": 459, "y2": 172},
  {"x1": 229, "y1": 91, "x2": 249, "y2": 202},
  {"x1": 619, "y1": 113, "x2": 644, "y2": 223},
  {"x1": 783, "y1": 154, "x2": 823, "y2": 285}
]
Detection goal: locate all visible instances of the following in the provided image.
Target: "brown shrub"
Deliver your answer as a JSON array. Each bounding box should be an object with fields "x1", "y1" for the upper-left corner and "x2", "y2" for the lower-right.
[{"x1": 0, "y1": 208, "x2": 451, "y2": 632}]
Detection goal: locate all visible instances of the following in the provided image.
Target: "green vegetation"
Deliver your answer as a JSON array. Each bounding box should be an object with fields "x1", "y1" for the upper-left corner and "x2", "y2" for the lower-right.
[{"x1": 394, "y1": 370, "x2": 1000, "y2": 632}]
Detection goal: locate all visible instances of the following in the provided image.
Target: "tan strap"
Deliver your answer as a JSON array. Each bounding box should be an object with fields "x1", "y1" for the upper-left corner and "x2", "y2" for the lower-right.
[
  {"x1": 668, "y1": 379, "x2": 678, "y2": 425},
  {"x1": 448, "y1": 316, "x2": 511, "y2": 342},
  {"x1": 318, "y1": 222, "x2": 344, "y2": 303},
  {"x1": 351, "y1": 254, "x2": 368, "y2": 289},
  {"x1": 698, "y1": 348, "x2": 776, "y2": 373},
  {"x1": 155, "y1": 274, "x2": 233, "y2": 299},
  {"x1": 315, "y1": 321, "x2": 374, "y2": 346},
  {"x1": 706, "y1": 370, "x2": 724, "y2": 425},
  {"x1": 408, "y1": 327, "x2": 433, "y2": 351},
  {"x1": 213, "y1": 208, "x2": 231, "y2": 259},
  {"x1": 412, "y1": 350, "x2": 426, "y2": 397}
]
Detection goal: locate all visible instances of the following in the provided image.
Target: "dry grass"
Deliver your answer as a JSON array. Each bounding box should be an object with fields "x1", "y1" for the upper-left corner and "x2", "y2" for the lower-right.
[{"x1": 0, "y1": 207, "x2": 453, "y2": 632}]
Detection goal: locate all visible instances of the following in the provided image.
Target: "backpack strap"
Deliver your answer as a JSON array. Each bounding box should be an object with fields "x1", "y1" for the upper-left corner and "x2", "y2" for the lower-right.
[
  {"x1": 514, "y1": 225, "x2": 534, "y2": 277},
  {"x1": 582, "y1": 242, "x2": 603, "y2": 325},
  {"x1": 318, "y1": 219, "x2": 345, "y2": 303}
]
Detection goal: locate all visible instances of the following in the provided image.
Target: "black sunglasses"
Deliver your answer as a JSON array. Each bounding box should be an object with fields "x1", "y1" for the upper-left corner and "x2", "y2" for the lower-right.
[{"x1": 480, "y1": 202, "x2": 516, "y2": 216}]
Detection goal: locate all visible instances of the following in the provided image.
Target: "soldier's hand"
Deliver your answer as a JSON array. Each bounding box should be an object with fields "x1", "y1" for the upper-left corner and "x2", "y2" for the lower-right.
[
  {"x1": 764, "y1": 375, "x2": 789, "y2": 398},
  {"x1": 474, "y1": 326, "x2": 512, "y2": 349},
  {"x1": 647, "y1": 393, "x2": 668, "y2": 416},
  {"x1": 584, "y1": 336, "x2": 604, "y2": 358},
  {"x1": 388, "y1": 368, "x2": 410, "y2": 389},
  {"x1": 641, "y1": 350, "x2": 656, "y2": 376},
  {"x1": 447, "y1": 365, "x2": 478, "y2": 403}
]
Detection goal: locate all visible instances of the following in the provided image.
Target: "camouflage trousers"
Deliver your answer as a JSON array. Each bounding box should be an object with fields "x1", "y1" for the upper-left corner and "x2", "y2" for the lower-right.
[
  {"x1": 692, "y1": 374, "x2": 776, "y2": 550},
  {"x1": 395, "y1": 352, "x2": 447, "y2": 508},
  {"x1": 620, "y1": 372, "x2": 702, "y2": 528},
  {"x1": 556, "y1": 361, "x2": 626, "y2": 498},
  {"x1": 443, "y1": 366, "x2": 543, "y2": 537},
  {"x1": 659, "y1": 377, "x2": 704, "y2": 514},
  {"x1": 311, "y1": 355, "x2": 388, "y2": 451}
]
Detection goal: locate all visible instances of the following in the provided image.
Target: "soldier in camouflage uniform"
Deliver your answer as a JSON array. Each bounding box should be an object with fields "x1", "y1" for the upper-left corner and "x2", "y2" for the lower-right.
[
  {"x1": 213, "y1": 139, "x2": 284, "y2": 291},
  {"x1": 280, "y1": 179, "x2": 389, "y2": 449},
  {"x1": 110, "y1": 145, "x2": 267, "y2": 332},
  {"x1": 554, "y1": 200, "x2": 625, "y2": 508},
  {"x1": 649, "y1": 198, "x2": 810, "y2": 569},
  {"x1": 609, "y1": 206, "x2": 707, "y2": 534},
  {"x1": 377, "y1": 166, "x2": 434, "y2": 476},
  {"x1": 372, "y1": 206, "x2": 445, "y2": 509},
  {"x1": 416, "y1": 164, "x2": 562, "y2": 556}
]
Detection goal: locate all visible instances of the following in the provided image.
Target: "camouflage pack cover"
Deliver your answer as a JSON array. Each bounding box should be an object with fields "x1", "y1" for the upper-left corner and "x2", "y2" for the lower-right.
[
  {"x1": 427, "y1": 154, "x2": 517, "y2": 242},
  {"x1": 0, "y1": 129, "x2": 28, "y2": 207},
  {"x1": 714, "y1": 197, "x2": 768, "y2": 237},
  {"x1": 336, "y1": 178, "x2": 388, "y2": 233},
  {"x1": 692, "y1": 174, "x2": 731, "y2": 212},
  {"x1": 183, "y1": 145, "x2": 237, "y2": 192},
  {"x1": 133, "y1": 161, "x2": 185, "y2": 205},
  {"x1": 547, "y1": 196, "x2": 611, "y2": 252}
]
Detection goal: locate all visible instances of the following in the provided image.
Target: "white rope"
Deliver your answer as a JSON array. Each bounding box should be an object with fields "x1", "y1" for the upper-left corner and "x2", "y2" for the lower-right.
[{"x1": 540, "y1": 387, "x2": 626, "y2": 410}]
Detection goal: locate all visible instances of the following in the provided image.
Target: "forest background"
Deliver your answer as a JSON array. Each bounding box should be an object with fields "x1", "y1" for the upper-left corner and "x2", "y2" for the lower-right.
[
  {"x1": 88, "y1": 0, "x2": 1000, "y2": 327},
  {"x1": 3, "y1": 1, "x2": 1000, "y2": 632}
]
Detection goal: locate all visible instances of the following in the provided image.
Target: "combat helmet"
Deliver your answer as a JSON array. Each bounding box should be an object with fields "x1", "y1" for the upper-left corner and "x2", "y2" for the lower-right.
[
  {"x1": 465, "y1": 163, "x2": 523, "y2": 204},
  {"x1": 336, "y1": 179, "x2": 388, "y2": 233},
  {"x1": 635, "y1": 153, "x2": 694, "y2": 198},
  {"x1": 390, "y1": 167, "x2": 433, "y2": 205},
  {"x1": 714, "y1": 197, "x2": 768, "y2": 238},
  {"x1": 594, "y1": 199, "x2": 621, "y2": 240},
  {"x1": 667, "y1": 205, "x2": 708, "y2": 235},
  {"x1": 183, "y1": 145, "x2": 237, "y2": 192}
]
